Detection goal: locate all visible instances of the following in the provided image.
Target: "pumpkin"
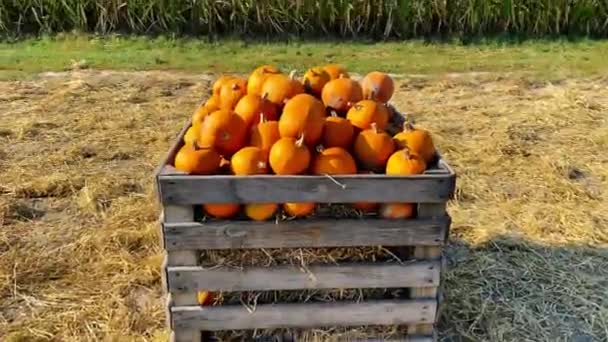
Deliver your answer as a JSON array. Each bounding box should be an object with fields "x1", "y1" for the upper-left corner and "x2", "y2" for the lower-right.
[
  {"x1": 234, "y1": 94, "x2": 278, "y2": 128},
  {"x1": 353, "y1": 202, "x2": 379, "y2": 212},
  {"x1": 322, "y1": 111, "x2": 354, "y2": 149},
  {"x1": 174, "y1": 142, "x2": 221, "y2": 175},
  {"x1": 230, "y1": 146, "x2": 269, "y2": 175},
  {"x1": 261, "y1": 71, "x2": 304, "y2": 106},
  {"x1": 219, "y1": 78, "x2": 247, "y2": 110},
  {"x1": 283, "y1": 202, "x2": 315, "y2": 217},
  {"x1": 203, "y1": 96, "x2": 220, "y2": 112},
  {"x1": 321, "y1": 76, "x2": 363, "y2": 114},
  {"x1": 302, "y1": 67, "x2": 330, "y2": 97},
  {"x1": 203, "y1": 203, "x2": 240, "y2": 219},
  {"x1": 198, "y1": 109, "x2": 247, "y2": 156},
  {"x1": 247, "y1": 65, "x2": 281, "y2": 96},
  {"x1": 183, "y1": 126, "x2": 197, "y2": 146},
  {"x1": 323, "y1": 64, "x2": 350, "y2": 80},
  {"x1": 269, "y1": 135, "x2": 311, "y2": 175},
  {"x1": 385, "y1": 147, "x2": 427, "y2": 175},
  {"x1": 353, "y1": 123, "x2": 395, "y2": 171},
  {"x1": 361, "y1": 71, "x2": 395, "y2": 103},
  {"x1": 219, "y1": 157, "x2": 231, "y2": 173},
  {"x1": 197, "y1": 291, "x2": 214, "y2": 306},
  {"x1": 245, "y1": 203, "x2": 278, "y2": 221},
  {"x1": 346, "y1": 100, "x2": 389, "y2": 131},
  {"x1": 311, "y1": 146, "x2": 357, "y2": 175},
  {"x1": 279, "y1": 94, "x2": 326, "y2": 147},
  {"x1": 192, "y1": 105, "x2": 210, "y2": 125},
  {"x1": 380, "y1": 203, "x2": 415, "y2": 219},
  {"x1": 393, "y1": 119, "x2": 436, "y2": 164},
  {"x1": 212, "y1": 75, "x2": 235, "y2": 98},
  {"x1": 250, "y1": 114, "x2": 280, "y2": 156}
]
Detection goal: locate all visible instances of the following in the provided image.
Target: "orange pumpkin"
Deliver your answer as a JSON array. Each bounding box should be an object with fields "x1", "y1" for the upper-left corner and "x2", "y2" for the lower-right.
[
  {"x1": 219, "y1": 78, "x2": 248, "y2": 110},
  {"x1": 353, "y1": 202, "x2": 379, "y2": 212},
  {"x1": 174, "y1": 142, "x2": 221, "y2": 175},
  {"x1": 245, "y1": 203, "x2": 278, "y2": 221},
  {"x1": 247, "y1": 65, "x2": 281, "y2": 95},
  {"x1": 192, "y1": 105, "x2": 211, "y2": 128},
  {"x1": 283, "y1": 202, "x2": 315, "y2": 217},
  {"x1": 302, "y1": 67, "x2": 330, "y2": 97},
  {"x1": 197, "y1": 291, "x2": 214, "y2": 306},
  {"x1": 261, "y1": 71, "x2": 304, "y2": 106},
  {"x1": 234, "y1": 94, "x2": 278, "y2": 128},
  {"x1": 385, "y1": 148, "x2": 427, "y2": 175},
  {"x1": 250, "y1": 114, "x2": 281, "y2": 156},
  {"x1": 323, "y1": 64, "x2": 350, "y2": 80},
  {"x1": 346, "y1": 100, "x2": 390, "y2": 131},
  {"x1": 212, "y1": 75, "x2": 235, "y2": 98},
  {"x1": 361, "y1": 71, "x2": 395, "y2": 103},
  {"x1": 269, "y1": 135, "x2": 311, "y2": 175},
  {"x1": 321, "y1": 76, "x2": 363, "y2": 114},
  {"x1": 203, "y1": 96, "x2": 220, "y2": 112},
  {"x1": 279, "y1": 94, "x2": 326, "y2": 147},
  {"x1": 353, "y1": 123, "x2": 395, "y2": 171},
  {"x1": 198, "y1": 109, "x2": 247, "y2": 156},
  {"x1": 203, "y1": 203, "x2": 240, "y2": 219},
  {"x1": 230, "y1": 146, "x2": 269, "y2": 175},
  {"x1": 322, "y1": 111, "x2": 354, "y2": 149},
  {"x1": 380, "y1": 203, "x2": 415, "y2": 219},
  {"x1": 311, "y1": 146, "x2": 357, "y2": 175},
  {"x1": 184, "y1": 126, "x2": 197, "y2": 146},
  {"x1": 393, "y1": 119, "x2": 436, "y2": 164}
]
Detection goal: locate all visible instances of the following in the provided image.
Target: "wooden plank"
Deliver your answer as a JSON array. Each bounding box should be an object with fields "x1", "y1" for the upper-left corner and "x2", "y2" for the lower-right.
[
  {"x1": 158, "y1": 173, "x2": 454, "y2": 204},
  {"x1": 167, "y1": 261, "x2": 441, "y2": 292},
  {"x1": 172, "y1": 299, "x2": 436, "y2": 331},
  {"x1": 163, "y1": 205, "x2": 201, "y2": 342},
  {"x1": 409, "y1": 203, "x2": 446, "y2": 336},
  {"x1": 164, "y1": 217, "x2": 449, "y2": 250}
]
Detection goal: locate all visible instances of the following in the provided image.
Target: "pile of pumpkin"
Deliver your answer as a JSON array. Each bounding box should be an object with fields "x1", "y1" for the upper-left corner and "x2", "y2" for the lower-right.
[{"x1": 175, "y1": 64, "x2": 435, "y2": 221}]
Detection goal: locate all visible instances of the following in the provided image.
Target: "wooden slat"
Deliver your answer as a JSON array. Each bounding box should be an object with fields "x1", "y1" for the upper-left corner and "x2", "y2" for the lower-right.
[
  {"x1": 163, "y1": 217, "x2": 449, "y2": 250},
  {"x1": 167, "y1": 261, "x2": 440, "y2": 292},
  {"x1": 163, "y1": 205, "x2": 201, "y2": 342},
  {"x1": 172, "y1": 299, "x2": 436, "y2": 331},
  {"x1": 409, "y1": 203, "x2": 446, "y2": 336},
  {"x1": 157, "y1": 172, "x2": 454, "y2": 204}
]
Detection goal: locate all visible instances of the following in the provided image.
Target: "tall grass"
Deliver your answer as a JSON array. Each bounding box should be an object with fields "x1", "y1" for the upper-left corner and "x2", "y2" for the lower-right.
[{"x1": 1, "y1": 0, "x2": 607, "y2": 37}]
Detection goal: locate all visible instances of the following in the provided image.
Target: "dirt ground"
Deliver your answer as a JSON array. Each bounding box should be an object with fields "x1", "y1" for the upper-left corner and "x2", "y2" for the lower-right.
[{"x1": 0, "y1": 70, "x2": 607, "y2": 341}]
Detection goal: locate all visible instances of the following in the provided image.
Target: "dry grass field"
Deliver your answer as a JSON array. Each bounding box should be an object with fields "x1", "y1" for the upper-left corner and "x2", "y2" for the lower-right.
[{"x1": 0, "y1": 69, "x2": 607, "y2": 341}]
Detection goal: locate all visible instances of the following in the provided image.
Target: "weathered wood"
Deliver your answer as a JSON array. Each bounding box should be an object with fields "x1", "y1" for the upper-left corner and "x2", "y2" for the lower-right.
[
  {"x1": 164, "y1": 205, "x2": 200, "y2": 342},
  {"x1": 410, "y1": 203, "x2": 446, "y2": 336},
  {"x1": 164, "y1": 217, "x2": 449, "y2": 250},
  {"x1": 158, "y1": 172, "x2": 454, "y2": 204},
  {"x1": 172, "y1": 299, "x2": 436, "y2": 331},
  {"x1": 167, "y1": 261, "x2": 440, "y2": 292},
  {"x1": 154, "y1": 120, "x2": 190, "y2": 201}
]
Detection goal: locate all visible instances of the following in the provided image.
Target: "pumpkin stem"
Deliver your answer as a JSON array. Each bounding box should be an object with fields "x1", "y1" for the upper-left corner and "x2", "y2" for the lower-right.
[
  {"x1": 315, "y1": 144, "x2": 325, "y2": 153},
  {"x1": 289, "y1": 70, "x2": 297, "y2": 80},
  {"x1": 404, "y1": 116, "x2": 415, "y2": 131},
  {"x1": 259, "y1": 113, "x2": 266, "y2": 124},
  {"x1": 338, "y1": 73, "x2": 346, "y2": 79},
  {"x1": 257, "y1": 161, "x2": 267, "y2": 170},
  {"x1": 295, "y1": 133, "x2": 305, "y2": 147},
  {"x1": 370, "y1": 122, "x2": 378, "y2": 134},
  {"x1": 231, "y1": 83, "x2": 239, "y2": 90},
  {"x1": 402, "y1": 146, "x2": 411, "y2": 159},
  {"x1": 330, "y1": 110, "x2": 339, "y2": 117},
  {"x1": 261, "y1": 92, "x2": 269, "y2": 100}
]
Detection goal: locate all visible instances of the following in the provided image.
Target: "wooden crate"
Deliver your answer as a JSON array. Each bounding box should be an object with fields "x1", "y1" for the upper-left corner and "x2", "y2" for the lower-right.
[{"x1": 155, "y1": 120, "x2": 456, "y2": 342}]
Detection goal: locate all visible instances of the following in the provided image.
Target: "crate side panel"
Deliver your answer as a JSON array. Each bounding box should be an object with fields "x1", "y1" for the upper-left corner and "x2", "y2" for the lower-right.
[
  {"x1": 164, "y1": 217, "x2": 449, "y2": 250},
  {"x1": 172, "y1": 299, "x2": 436, "y2": 331},
  {"x1": 167, "y1": 261, "x2": 441, "y2": 292},
  {"x1": 158, "y1": 174, "x2": 455, "y2": 204}
]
